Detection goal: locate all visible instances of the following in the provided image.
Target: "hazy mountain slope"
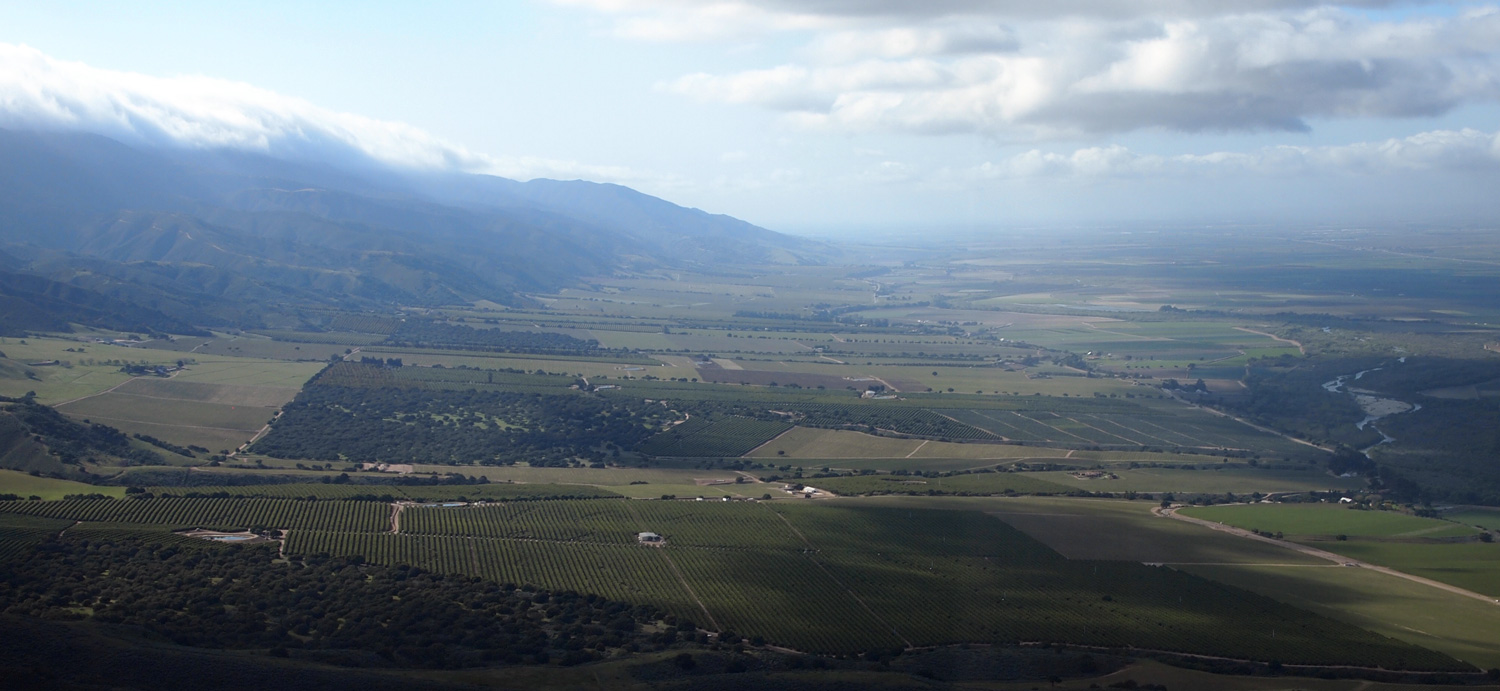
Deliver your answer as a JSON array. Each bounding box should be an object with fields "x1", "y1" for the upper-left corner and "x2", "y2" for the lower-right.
[
  {"x1": 0, "y1": 127, "x2": 822, "y2": 330},
  {"x1": 0, "y1": 269, "x2": 207, "y2": 336},
  {"x1": 408, "y1": 173, "x2": 829, "y2": 266}
]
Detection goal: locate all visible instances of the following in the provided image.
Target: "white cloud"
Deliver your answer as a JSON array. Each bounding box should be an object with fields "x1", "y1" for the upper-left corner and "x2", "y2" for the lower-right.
[
  {"x1": 958, "y1": 127, "x2": 1500, "y2": 180},
  {"x1": 606, "y1": 2, "x2": 1500, "y2": 136},
  {"x1": 555, "y1": 0, "x2": 1433, "y2": 28},
  {"x1": 808, "y1": 25, "x2": 1018, "y2": 62},
  {"x1": 0, "y1": 43, "x2": 659, "y2": 185}
]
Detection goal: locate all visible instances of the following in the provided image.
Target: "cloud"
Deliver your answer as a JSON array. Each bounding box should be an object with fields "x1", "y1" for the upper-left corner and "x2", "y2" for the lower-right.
[
  {"x1": 0, "y1": 43, "x2": 657, "y2": 185},
  {"x1": 624, "y1": 2, "x2": 1500, "y2": 136},
  {"x1": 556, "y1": 0, "x2": 1433, "y2": 29},
  {"x1": 957, "y1": 127, "x2": 1500, "y2": 180},
  {"x1": 808, "y1": 25, "x2": 1019, "y2": 62}
]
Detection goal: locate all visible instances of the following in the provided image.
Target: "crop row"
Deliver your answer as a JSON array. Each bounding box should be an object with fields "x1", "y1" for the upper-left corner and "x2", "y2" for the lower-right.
[
  {"x1": 281, "y1": 501, "x2": 1463, "y2": 667},
  {"x1": 401, "y1": 499, "x2": 640, "y2": 543},
  {"x1": 809, "y1": 472, "x2": 1071, "y2": 498},
  {"x1": 0, "y1": 498, "x2": 389, "y2": 532},
  {"x1": 285, "y1": 531, "x2": 700, "y2": 621},
  {"x1": 147, "y1": 483, "x2": 620, "y2": 502}
]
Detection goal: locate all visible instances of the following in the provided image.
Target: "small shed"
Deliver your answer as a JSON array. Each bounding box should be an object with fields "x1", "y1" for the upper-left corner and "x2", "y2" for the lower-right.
[{"x1": 637, "y1": 531, "x2": 663, "y2": 544}]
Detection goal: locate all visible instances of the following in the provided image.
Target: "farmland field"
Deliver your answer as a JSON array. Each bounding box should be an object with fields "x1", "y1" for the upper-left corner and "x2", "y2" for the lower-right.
[
  {"x1": 1182, "y1": 503, "x2": 1499, "y2": 596},
  {"x1": 275, "y1": 497, "x2": 1460, "y2": 667},
  {"x1": 873, "y1": 495, "x2": 1500, "y2": 669},
  {"x1": 0, "y1": 513, "x2": 74, "y2": 561},
  {"x1": 1183, "y1": 563, "x2": 1500, "y2": 669},
  {"x1": 146, "y1": 483, "x2": 622, "y2": 502},
  {"x1": 408, "y1": 464, "x2": 746, "y2": 486},
  {"x1": 1028, "y1": 467, "x2": 1365, "y2": 494},
  {"x1": 0, "y1": 487, "x2": 1462, "y2": 668},
  {"x1": 1181, "y1": 504, "x2": 1481, "y2": 539},
  {"x1": 970, "y1": 496, "x2": 1329, "y2": 564},
  {"x1": 747, "y1": 427, "x2": 928, "y2": 459},
  {"x1": 56, "y1": 389, "x2": 279, "y2": 454},
  {"x1": 0, "y1": 497, "x2": 389, "y2": 532},
  {"x1": 807, "y1": 471, "x2": 1071, "y2": 497},
  {"x1": 11, "y1": 236, "x2": 1500, "y2": 683},
  {"x1": 0, "y1": 468, "x2": 126, "y2": 499},
  {"x1": 1443, "y1": 505, "x2": 1500, "y2": 530},
  {"x1": 1319, "y1": 540, "x2": 1500, "y2": 597}
]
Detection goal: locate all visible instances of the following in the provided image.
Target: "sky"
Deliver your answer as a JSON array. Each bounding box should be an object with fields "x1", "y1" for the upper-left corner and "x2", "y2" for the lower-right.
[{"x1": 1, "y1": 1, "x2": 1499, "y2": 236}]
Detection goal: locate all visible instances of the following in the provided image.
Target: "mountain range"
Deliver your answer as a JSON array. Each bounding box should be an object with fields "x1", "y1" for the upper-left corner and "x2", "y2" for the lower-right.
[{"x1": 0, "y1": 128, "x2": 826, "y2": 333}]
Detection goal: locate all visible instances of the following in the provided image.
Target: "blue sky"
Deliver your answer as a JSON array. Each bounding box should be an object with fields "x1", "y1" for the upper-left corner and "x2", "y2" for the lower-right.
[{"x1": 2, "y1": 1, "x2": 1499, "y2": 236}]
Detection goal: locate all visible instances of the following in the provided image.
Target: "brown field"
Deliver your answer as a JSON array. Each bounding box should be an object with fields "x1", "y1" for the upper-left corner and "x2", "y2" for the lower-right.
[
  {"x1": 53, "y1": 372, "x2": 303, "y2": 454},
  {"x1": 748, "y1": 426, "x2": 1100, "y2": 462},
  {"x1": 694, "y1": 368, "x2": 907, "y2": 390},
  {"x1": 111, "y1": 378, "x2": 300, "y2": 407}
]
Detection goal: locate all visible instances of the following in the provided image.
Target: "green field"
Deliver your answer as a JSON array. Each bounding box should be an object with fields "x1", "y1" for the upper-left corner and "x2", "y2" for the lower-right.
[
  {"x1": 1182, "y1": 504, "x2": 1481, "y2": 539},
  {"x1": 1029, "y1": 467, "x2": 1364, "y2": 494},
  {"x1": 876, "y1": 495, "x2": 1500, "y2": 669},
  {"x1": 1322, "y1": 540, "x2": 1500, "y2": 597},
  {"x1": 0, "y1": 497, "x2": 390, "y2": 532},
  {"x1": 968, "y1": 496, "x2": 1327, "y2": 564},
  {"x1": 0, "y1": 469, "x2": 125, "y2": 499},
  {"x1": 1180, "y1": 505, "x2": 1499, "y2": 598},
  {"x1": 407, "y1": 464, "x2": 745, "y2": 486},
  {"x1": 145, "y1": 482, "x2": 622, "y2": 502},
  {"x1": 279, "y1": 498, "x2": 1459, "y2": 667},
  {"x1": 1444, "y1": 505, "x2": 1500, "y2": 530},
  {"x1": 56, "y1": 392, "x2": 275, "y2": 455},
  {"x1": 1183, "y1": 563, "x2": 1500, "y2": 669},
  {"x1": 0, "y1": 491, "x2": 1464, "y2": 669},
  {"x1": 808, "y1": 471, "x2": 1071, "y2": 497},
  {"x1": 0, "y1": 336, "x2": 320, "y2": 403},
  {"x1": 12, "y1": 247, "x2": 1500, "y2": 680}
]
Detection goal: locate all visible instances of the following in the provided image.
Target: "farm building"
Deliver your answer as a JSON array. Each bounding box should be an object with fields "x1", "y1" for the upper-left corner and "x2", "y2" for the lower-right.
[{"x1": 637, "y1": 532, "x2": 663, "y2": 544}]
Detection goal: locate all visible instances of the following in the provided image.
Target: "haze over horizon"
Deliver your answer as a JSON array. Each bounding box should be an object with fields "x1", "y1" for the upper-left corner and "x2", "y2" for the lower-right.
[{"x1": 3, "y1": 0, "x2": 1499, "y2": 235}]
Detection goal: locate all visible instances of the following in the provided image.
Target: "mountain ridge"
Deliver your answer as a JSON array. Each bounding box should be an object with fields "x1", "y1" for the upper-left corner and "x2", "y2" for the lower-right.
[{"x1": 0, "y1": 128, "x2": 829, "y2": 331}]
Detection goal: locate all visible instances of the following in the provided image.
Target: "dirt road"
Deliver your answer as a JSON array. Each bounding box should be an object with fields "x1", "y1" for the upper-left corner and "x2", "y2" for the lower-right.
[{"x1": 1156, "y1": 506, "x2": 1500, "y2": 606}]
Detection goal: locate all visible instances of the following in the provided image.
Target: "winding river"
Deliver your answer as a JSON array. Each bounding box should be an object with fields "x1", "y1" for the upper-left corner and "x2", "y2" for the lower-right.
[{"x1": 1322, "y1": 359, "x2": 1418, "y2": 457}]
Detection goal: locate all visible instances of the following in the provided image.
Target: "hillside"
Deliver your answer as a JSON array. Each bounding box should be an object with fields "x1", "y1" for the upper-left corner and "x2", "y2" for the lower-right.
[{"x1": 0, "y1": 128, "x2": 827, "y2": 330}]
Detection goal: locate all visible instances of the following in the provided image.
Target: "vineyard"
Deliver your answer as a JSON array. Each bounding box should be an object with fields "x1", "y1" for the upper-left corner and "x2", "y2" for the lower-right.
[
  {"x1": 281, "y1": 498, "x2": 1467, "y2": 666},
  {"x1": 0, "y1": 498, "x2": 388, "y2": 532},
  {"x1": 0, "y1": 513, "x2": 72, "y2": 562},
  {"x1": 635, "y1": 416, "x2": 792, "y2": 457},
  {"x1": 400, "y1": 499, "x2": 639, "y2": 542},
  {"x1": 0, "y1": 491, "x2": 1469, "y2": 668},
  {"x1": 942, "y1": 407, "x2": 1303, "y2": 452},
  {"x1": 286, "y1": 531, "x2": 702, "y2": 621},
  {"x1": 809, "y1": 471, "x2": 1071, "y2": 497},
  {"x1": 148, "y1": 483, "x2": 620, "y2": 502}
]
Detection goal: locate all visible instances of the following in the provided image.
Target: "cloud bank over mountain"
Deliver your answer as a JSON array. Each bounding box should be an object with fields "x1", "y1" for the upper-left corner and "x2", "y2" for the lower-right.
[
  {"x1": 1, "y1": 14, "x2": 1497, "y2": 229},
  {"x1": 0, "y1": 43, "x2": 648, "y2": 183}
]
